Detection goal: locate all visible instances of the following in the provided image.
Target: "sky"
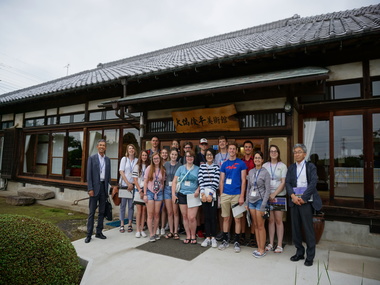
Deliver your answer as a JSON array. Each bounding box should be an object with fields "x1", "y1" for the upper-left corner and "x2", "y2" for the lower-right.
[{"x1": 0, "y1": 0, "x2": 379, "y2": 95}]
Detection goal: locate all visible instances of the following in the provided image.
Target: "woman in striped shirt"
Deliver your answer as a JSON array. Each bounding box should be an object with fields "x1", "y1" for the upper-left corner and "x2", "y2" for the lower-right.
[{"x1": 198, "y1": 148, "x2": 220, "y2": 248}]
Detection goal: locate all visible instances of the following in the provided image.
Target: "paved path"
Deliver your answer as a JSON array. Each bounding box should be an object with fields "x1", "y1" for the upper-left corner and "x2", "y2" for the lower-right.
[{"x1": 73, "y1": 228, "x2": 380, "y2": 285}]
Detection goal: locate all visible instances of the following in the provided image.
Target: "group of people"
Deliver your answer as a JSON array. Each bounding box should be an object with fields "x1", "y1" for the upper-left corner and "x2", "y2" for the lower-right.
[{"x1": 86, "y1": 136, "x2": 321, "y2": 266}]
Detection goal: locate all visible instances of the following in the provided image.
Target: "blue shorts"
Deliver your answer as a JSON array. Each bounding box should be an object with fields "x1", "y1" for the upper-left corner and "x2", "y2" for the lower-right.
[
  {"x1": 147, "y1": 189, "x2": 163, "y2": 201},
  {"x1": 248, "y1": 199, "x2": 263, "y2": 211},
  {"x1": 163, "y1": 185, "x2": 172, "y2": 200}
]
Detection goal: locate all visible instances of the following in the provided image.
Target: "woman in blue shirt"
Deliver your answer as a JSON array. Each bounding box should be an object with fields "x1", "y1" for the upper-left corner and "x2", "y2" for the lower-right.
[{"x1": 172, "y1": 150, "x2": 200, "y2": 244}]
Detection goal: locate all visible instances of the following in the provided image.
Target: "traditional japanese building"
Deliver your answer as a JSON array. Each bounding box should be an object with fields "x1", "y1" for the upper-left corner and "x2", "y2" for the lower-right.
[{"x1": 1, "y1": 4, "x2": 380, "y2": 239}]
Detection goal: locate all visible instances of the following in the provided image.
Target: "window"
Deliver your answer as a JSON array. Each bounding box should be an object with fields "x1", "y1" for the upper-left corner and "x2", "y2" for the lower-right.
[
  {"x1": 329, "y1": 83, "x2": 361, "y2": 100},
  {"x1": 66, "y1": 132, "x2": 83, "y2": 177},
  {"x1": 47, "y1": 116, "x2": 58, "y2": 125},
  {"x1": 372, "y1": 80, "x2": 380, "y2": 97},
  {"x1": 60, "y1": 113, "x2": 85, "y2": 124},
  {"x1": 1, "y1": 121, "x2": 13, "y2": 130},
  {"x1": 25, "y1": 117, "x2": 45, "y2": 127},
  {"x1": 24, "y1": 133, "x2": 49, "y2": 175},
  {"x1": 89, "y1": 110, "x2": 119, "y2": 121},
  {"x1": 241, "y1": 112, "x2": 286, "y2": 128},
  {"x1": 304, "y1": 118, "x2": 330, "y2": 191},
  {"x1": 51, "y1": 133, "x2": 65, "y2": 175}
]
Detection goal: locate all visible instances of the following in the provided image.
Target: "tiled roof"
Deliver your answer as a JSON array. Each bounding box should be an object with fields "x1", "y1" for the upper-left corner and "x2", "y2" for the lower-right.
[{"x1": 1, "y1": 4, "x2": 379, "y2": 105}]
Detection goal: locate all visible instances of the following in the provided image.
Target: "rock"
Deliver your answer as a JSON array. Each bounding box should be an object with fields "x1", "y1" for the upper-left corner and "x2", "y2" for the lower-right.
[
  {"x1": 18, "y1": 188, "x2": 55, "y2": 200},
  {"x1": 6, "y1": 196, "x2": 35, "y2": 206}
]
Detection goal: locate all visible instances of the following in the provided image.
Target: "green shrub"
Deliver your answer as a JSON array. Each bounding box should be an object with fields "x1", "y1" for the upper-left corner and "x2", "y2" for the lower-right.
[{"x1": 0, "y1": 214, "x2": 81, "y2": 285}]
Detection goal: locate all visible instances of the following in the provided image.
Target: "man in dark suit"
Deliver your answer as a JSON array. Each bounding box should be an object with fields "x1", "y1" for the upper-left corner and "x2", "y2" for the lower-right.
[
  {"x1": 85, "y1": 139, "x2": 111, "y2": 243},
  {"x1": 285, "y1": 143, "x2": 322, "y2": 266}
]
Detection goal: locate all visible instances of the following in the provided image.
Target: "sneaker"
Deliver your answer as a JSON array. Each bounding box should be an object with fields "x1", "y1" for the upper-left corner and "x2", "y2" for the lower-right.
[
  {"x1": 160, "y1": 228, "x2": 165, "y2": 236},
  {"x1": 156, "y1": 228, "x2": 160, "y2": 235},
  {"x1": 201, "y1": 238, "x2": 211, "y2": 247},
  {"x1": 135, "y1": 231, "x2": 141, "y2": 238},
  {"x1": 197, "y1": 230, "x2": 204, "y2": 238},
  {"x1": 216, "y1": 231, "x2": 224, "y2": 241},
  {"x1": 234, "y1": 242, "x2": 241, "y2": 253},
  {"x1": 141, "y1": 231, "x2": 147, "y2": 238},
  {"x1": 211, "y1": 237, "x2": 218, "y2": 248},
  {"x1": 155, "y1": 234, "x2": 160, "y2": 240},
  {"x1": 253, "y1": 251, "x2": 267, "y2": 258},
  {"x1": 149, "y1": 236, "x2": 156, "y2": 242},
  {"x1": 218, "y1": 240, "x2": 229, "y2": 250}
]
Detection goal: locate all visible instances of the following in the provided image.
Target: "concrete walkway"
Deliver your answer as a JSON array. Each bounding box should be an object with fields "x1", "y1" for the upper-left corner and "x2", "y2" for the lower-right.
[
  {"x1": 73, "y1": 228, "x2": 380, "y2": 285},
  {"x1": 1, "y1": 189, "x2": 379, "y2": 284}
]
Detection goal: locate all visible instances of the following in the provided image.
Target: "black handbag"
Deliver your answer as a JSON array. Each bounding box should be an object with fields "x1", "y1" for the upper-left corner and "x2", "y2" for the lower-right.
[{"x1": 105, "y1": 198, "x2": 113, "y2": 221}]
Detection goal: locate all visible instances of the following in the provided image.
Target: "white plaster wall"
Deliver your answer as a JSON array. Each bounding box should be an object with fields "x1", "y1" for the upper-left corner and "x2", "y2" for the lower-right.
[
  {"x1": 1, "y1": 113, "x2": 13, "y2": 121},
  {"x1": 326, "y1": 62, "x2": 363, "y2": 81},
  {"x1": 370, "y1": 59, "x2": 380, "y2": 76},
  {"x1": 25, "y1": 110, "x2": 44, "y2": 118},
  {"x1": 14, "y1": 113, "x2": 23, "y2": 128},
  {"x1": 59, "y1": 104, "x2": 85, "y2": 114},
  {"x1": 46, "y1": 108, "x2": 57, "y2": 116}
]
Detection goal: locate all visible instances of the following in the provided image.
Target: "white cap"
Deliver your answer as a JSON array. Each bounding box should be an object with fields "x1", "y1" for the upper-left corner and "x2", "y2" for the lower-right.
[{"x1": 200, "y1": 138, "x2": 208, "y2": 144}]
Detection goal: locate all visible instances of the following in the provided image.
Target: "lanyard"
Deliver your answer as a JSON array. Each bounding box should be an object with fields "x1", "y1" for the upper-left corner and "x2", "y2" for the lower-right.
[
  {"x1": 254, "y1": 168, "x2": 262, "y2": 186},
  {"x1": 99, "y1": 155, "x2": 105, "y2": 174},
  {"x1": 128, "y1": 158, "x2": 136, "y2": 173},
  {"x1": 270, "y1": 162, "x2": 278, "y2": 180},
  {"x1": 296, "y1": 161, "x2": 306, "y2": 181},
  {"x1": 154, "y1": 168, "x2": 160, "y2": 181}
]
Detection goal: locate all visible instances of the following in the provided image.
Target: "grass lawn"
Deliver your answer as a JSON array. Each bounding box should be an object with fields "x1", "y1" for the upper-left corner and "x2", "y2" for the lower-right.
[{"x1": 0, "y1": 197, "x2": 88, "y2": 241}]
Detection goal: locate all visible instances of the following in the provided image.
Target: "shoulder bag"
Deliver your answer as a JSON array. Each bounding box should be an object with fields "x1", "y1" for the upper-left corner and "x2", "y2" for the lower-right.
[{"x1": 176, "y1": 166, "x2": 193, "y2": 193}]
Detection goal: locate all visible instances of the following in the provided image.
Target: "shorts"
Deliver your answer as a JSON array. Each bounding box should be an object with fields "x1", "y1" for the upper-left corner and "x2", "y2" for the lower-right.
[
  {"x1": 248, "y1": 199, "x2": 263, "y2": 211},
  {"x1": 177, "y1": 192, "x2": 187, "y2": 205},
  {"x1": 146, "y1": 189, "x2": 163, "y2": 201},
  {"x1": 163, "y1": 185, "x2": 172, "y2": 200},
  {"x1": 221, "y1": 193, "x2": 242, "y2": 218}
]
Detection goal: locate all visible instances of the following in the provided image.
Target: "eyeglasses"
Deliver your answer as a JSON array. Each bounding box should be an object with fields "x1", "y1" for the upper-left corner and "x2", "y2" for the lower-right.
[
  {"x1": 270, "y1": 150, "x2": 278, "y2": 153},
  {"x1": 293, "y1": 151, "x2": 305, "y2": 155},
  {"x1": 184, "y1": 146, "x2": 191, "y2": 149}
]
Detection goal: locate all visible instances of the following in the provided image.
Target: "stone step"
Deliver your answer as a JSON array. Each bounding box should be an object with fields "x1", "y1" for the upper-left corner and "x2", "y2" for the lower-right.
[
  {"x1": 17, "y1": 188, "x2": 55, "y2": 200},
  {"x1": 6, "y1": 196, "x2": 35, "y2": 206}
]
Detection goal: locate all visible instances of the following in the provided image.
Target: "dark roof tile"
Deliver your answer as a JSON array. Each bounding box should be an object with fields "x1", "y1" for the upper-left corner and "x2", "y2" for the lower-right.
[{"x1": 1, "y1": 4, "x2": 379, "y2": 104}]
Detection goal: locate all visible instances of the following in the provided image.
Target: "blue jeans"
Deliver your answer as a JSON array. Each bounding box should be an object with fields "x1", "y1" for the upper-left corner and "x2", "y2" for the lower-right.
[
  {"x1": 147, "y1": 189, "x2": 163, "y2": 201},
  {"x1": 248, "y1": 199, "x2": 263, "y2": 210}
]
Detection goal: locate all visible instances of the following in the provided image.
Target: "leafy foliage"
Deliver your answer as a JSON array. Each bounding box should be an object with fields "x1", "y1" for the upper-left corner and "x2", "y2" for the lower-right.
[{"x1": 0, "y1": 214, "x2": 81, "y2": 284}]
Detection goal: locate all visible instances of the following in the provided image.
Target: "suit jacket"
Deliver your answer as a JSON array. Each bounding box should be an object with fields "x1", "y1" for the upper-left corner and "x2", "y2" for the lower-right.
[
  {"x1": 87, "y1": 153, "x2": 111, "y2": 196},
  {"x1": 285, "y1": 161, "x2": 322, "y2": 211}
]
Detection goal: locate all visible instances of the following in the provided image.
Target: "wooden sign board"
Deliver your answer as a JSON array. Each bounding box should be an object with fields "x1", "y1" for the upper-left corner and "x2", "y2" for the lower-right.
[{"x1": 172, "y1": 104, "x2": 240, "y2": 133}]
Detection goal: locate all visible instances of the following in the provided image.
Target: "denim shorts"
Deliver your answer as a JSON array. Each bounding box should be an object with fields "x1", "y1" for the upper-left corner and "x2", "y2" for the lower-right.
[
  {"x1": 248, "y1": 199, "x2": 263, "y2": 210},
  {"x1": 163, "y1": 185, "x2": 172, "y2": 200},
  {"x1": 146, "y1": 189, "x2": 163, "y2": 201}
]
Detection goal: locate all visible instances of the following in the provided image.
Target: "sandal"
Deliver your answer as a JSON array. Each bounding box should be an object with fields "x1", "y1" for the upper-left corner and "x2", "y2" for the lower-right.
[
  {"x1": 183, "y1": 238, "x2": 191, "y2": 244},
  {"x1": 274, "y1": 246, "x2": 283, "y2": 253},
  {"x1": 127, "y1": 225, "x2": 133, "y2": 233},
  {"x1": 173, "y1": 233, "x2": 180, "y2": 240},
  {"x1": 190, "y1": 238, "x2": 197, "y2": 244},
  {"x1": 165, "y1": 232, "x2": 174, "y2": 239},
  {"x1": 265, "y1": 243, "x2": 273, "y2": 251},
  {"x1": 119, "y1": 226, "x2": 125, "y2": 233}
]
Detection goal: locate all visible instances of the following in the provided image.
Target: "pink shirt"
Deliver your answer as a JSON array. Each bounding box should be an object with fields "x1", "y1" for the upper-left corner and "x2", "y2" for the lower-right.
[{"x1": 144, "y1": 165, "x2": 165, "y2": 192}]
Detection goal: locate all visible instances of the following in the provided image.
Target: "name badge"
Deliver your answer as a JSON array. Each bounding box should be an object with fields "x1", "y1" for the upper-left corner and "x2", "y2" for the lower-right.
[
  {"x1": 185, "y1": 181, "x2": 191, "y2": 187},
  {"x1": 169, "y1": 181, "x2": 172, "y2": 187},
  {"x1": 226, "y1": 178, "x2": 232, "y2": 185},
  {"x1": 251, "y1": 191, "x2": 257, "y2": 197},
  {"x1": 270, "y1": 180, "x2": 277, "y2": 187}
]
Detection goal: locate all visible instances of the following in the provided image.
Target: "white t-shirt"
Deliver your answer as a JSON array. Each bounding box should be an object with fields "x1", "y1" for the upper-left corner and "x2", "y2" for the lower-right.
[{"x1": 262, "y1": 161, "x2": 287, "y2": 196}]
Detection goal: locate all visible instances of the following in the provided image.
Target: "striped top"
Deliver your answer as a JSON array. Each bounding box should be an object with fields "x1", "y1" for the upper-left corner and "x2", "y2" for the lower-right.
[{"x1": 198, "y1": 163, "x2": 220, "y2": 192}]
